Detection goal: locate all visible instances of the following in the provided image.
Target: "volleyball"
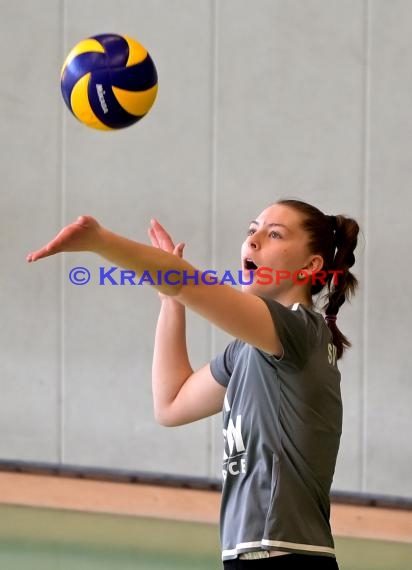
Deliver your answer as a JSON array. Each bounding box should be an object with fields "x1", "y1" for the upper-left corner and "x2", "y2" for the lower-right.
[{"x1": 60, "y1": 33, "x2": 158, "y2": 130}]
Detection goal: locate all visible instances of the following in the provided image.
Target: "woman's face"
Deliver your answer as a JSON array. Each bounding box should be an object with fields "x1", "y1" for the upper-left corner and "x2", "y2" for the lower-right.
[{"x1": 240, "y1": 203, "x2": 320, "y2": 300}]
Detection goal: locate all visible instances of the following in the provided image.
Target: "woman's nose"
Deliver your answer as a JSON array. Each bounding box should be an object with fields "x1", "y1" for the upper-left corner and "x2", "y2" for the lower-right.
[{"x1": 247, "y1": 233, "x2": 260, "y2": 249}]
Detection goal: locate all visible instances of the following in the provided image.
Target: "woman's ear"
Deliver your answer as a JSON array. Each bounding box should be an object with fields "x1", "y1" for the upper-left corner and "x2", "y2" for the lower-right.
[{"x1": 303, "y1": 254, "x2": 324, "y2": 275}]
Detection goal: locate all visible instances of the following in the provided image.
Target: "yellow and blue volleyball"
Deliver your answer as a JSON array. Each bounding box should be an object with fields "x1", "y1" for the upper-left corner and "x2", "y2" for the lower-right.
[{"x1": 60, "y1": 33, "x2": 158, "y2": 130}]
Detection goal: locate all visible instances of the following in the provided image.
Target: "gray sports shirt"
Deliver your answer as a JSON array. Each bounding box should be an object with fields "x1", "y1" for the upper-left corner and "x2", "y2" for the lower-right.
[{"x1": 210, "y1": 298, "x2": 341, "y2": 561}]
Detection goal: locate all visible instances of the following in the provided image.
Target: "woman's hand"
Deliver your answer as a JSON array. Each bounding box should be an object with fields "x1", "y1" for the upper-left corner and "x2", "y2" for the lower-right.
[
  {"x1": 148, "y1": 218, "x2": 185, "y2": 258},
  {"x1": 27, "y1": 215, "x2": 102, "y2": 262},
  {"x1": 148, "y1": 219, "x2": 185, "y2": 300}
]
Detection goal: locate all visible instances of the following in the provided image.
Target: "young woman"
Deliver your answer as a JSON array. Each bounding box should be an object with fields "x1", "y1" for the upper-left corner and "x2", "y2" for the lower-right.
[{"x1": 27, "y1": 199, "x2": 359, "y2": 569}]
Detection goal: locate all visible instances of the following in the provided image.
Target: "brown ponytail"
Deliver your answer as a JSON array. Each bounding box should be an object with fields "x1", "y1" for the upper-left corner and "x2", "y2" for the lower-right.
[
  {"x1": 277, "y1": 199, "x2": 359, "y2": 359},
  {"x1": 323, "y1": 214, "x2": 359, "y2": 358}
]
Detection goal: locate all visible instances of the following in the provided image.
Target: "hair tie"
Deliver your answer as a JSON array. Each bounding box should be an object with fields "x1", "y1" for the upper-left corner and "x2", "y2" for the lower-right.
[{"x1": 325, "y1": 314, "x2": 337, "y2": 323}]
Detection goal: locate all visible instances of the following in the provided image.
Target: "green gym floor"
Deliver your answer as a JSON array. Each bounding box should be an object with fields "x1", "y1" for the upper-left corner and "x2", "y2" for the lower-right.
[{"x1": 1, "y1": 504, "x2": 411, "y2": 570}]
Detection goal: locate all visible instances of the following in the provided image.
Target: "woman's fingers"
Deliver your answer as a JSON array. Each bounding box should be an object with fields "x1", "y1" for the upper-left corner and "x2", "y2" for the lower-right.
[
  {"x1": 173, "y1": 242, "x2": 185, "y2": 258},
  {"x1": 149, "y1": 219, "x2": 177, "y2": 254}
]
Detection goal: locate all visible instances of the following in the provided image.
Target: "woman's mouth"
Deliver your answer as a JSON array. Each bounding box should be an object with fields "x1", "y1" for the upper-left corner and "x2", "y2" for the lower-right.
[{"x1": 243, "y1": 258, "x2": 258, "y2": 270}]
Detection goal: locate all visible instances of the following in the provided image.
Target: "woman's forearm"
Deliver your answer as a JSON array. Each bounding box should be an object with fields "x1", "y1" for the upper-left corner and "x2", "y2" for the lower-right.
[
  {"x1": 98, "y1": 227, "x2": 196, "y2": 296},
  {"x1": 151, "y1": 298, "x2": 193, "y2": 424}
]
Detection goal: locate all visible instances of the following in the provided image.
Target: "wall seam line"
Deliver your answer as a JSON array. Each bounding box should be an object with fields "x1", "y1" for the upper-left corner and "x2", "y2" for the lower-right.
[{"x1": 361, "y1": 0, "x2": 372, "y2": 493}]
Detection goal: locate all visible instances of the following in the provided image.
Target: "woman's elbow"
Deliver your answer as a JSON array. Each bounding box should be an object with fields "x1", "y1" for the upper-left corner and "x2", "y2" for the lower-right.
[{"x1": 153, "y1": 407, "x2": 180, "y2": 427}]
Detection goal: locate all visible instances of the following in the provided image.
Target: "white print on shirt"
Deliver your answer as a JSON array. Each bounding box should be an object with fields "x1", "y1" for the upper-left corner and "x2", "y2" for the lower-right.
[
  {"x1": 328, "y1": 343, "x2": 337, "y2": 366},
  {"x1": 222, "y1": 397, "x2": 247, "y2": 480}
]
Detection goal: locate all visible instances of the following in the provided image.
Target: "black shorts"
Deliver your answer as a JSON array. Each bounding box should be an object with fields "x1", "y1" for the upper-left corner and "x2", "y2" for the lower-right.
[{"x1": 223, "y1": 553, "x2": 339, "y2": 569}]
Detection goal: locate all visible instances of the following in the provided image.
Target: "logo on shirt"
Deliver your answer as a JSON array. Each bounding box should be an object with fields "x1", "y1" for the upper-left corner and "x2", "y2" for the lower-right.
[{"x1": 222, "y1": 395, "x2": 247, "y2": 480}]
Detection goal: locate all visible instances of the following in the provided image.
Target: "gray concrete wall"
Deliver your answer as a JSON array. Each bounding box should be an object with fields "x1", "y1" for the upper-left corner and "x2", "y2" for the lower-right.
[{"x1": 1, "y1": 0, "x2": 410, "y2": 498}]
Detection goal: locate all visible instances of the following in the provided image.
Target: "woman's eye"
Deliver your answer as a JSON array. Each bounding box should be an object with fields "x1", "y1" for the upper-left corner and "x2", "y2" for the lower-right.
[
  {"x1": 270, "y1": 231, "x2": 281, "y2": 239},
  {"x1": 247, "y1": 228, "x2": 256, "y2": 236}
]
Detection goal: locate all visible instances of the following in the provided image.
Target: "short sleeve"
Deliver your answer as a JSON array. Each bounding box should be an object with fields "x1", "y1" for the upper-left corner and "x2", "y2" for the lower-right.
[
  {"x1": 259, "y1": 297, "x2": 311, "y2": 368},
  {"x1": 210, "y1": 339, "x2": 242, "y2": 388}
]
